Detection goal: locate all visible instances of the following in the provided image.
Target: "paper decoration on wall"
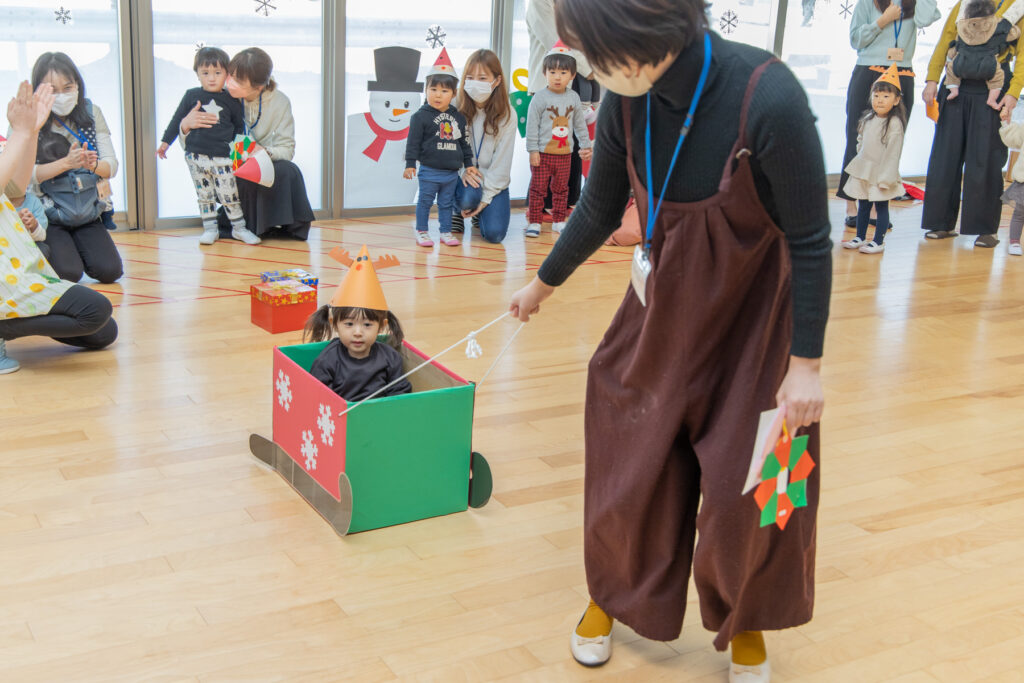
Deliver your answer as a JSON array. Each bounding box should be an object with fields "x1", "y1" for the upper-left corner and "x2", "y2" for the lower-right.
[
  {"x1": 743, "y1": 408, "x2": 815, "y2": 530},
  {"x1": 720, "y1": 10, "x2": 738, "y2": 34},
  {"x1": 839, "y1": 1, "x2": 853, "y2": 18},
  {"x1": 54, "y1": 6, "x2": 71, "y2": 24},
  {"x1": 345, "y1": 46, "x2": 423, "y2": 208},
  {"x1": 510, "y1": 68, "x2": 533, "y2": 138},
  {"x1": 254, "y1": 0, "x2": 276, "y2": 17},
  {"x1": 426, "y1": 24, "x2": 446, "y2": 49}
]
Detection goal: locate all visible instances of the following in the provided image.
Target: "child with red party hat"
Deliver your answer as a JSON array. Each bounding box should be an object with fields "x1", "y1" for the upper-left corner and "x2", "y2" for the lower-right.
[{"x1": 404, "y1": 48, "x2": 478, "y2": 248}]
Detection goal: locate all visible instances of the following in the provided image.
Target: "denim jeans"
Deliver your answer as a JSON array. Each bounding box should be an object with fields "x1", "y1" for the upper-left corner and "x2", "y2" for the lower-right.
[
  {"x1": 416, "y1": 165, "x2": 460, "y2": 232},
  {"x1": 454, "y1": 181, "x2": 511, "y2": 244}
]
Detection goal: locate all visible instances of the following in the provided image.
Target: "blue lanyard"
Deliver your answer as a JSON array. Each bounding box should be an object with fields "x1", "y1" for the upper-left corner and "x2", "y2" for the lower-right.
[
  {"x1": 643, "y1": 32, "x2": 712, "y2": 253},
  {"x1": 244, "y1": 92, "x2": 263, "y2": 136},
  {"x1": 893, "y1": 10, "x2": 903, "y2": 46},
  {"x1": 57, "y1": 118, "x2": 93, "y2": 151},
  {"x1": 475, "y1": 129, "x2": 485, "y2": 163}
]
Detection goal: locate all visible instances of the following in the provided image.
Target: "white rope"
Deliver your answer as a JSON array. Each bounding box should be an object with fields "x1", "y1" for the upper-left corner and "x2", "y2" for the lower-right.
[
  {"x1": 476, "y1": 322, "x2": 525, "y2": 387},
  {"x1": 336, "y1": 311, "x2": 516, "y2": 419}
]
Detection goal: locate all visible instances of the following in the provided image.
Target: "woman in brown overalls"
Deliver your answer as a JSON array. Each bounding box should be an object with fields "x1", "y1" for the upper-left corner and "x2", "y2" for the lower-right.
[{"x1": 509, "y1": 1, "x2": 832, "y2": 681}]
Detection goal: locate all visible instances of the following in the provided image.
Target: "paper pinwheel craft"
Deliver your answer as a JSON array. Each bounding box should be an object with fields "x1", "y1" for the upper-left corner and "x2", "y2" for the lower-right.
[
  {"x1": 752, "y1": 425, "x2": 815, "y2": 530},
  {"x1": 230, "y1": 134, "x2": 256, "y2": 171}
]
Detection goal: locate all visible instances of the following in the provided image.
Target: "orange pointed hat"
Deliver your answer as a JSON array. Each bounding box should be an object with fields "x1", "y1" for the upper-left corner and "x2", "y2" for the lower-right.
[
  {"x1": 874, "y1": 63, "x2": 902, "y2": 91},
  {"x1": 328, "y1": 245, "x2": 401, "y2": 310}
]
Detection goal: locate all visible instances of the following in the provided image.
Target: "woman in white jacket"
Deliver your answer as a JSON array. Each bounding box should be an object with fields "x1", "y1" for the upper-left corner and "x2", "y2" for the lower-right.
[{"x1": 453, "y1": 49, "x2": 517, "y2": 244}]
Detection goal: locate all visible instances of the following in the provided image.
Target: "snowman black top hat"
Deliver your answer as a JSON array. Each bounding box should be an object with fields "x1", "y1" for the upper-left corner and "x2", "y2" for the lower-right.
[{"x1": 367, "y1": 46, "x2": 425, "y2": 93}]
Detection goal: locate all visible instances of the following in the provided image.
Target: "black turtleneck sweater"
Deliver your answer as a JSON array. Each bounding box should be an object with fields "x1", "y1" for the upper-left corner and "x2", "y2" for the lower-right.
[{"x1": 537, "y1": 33, "x2": 832, "y2": 358}]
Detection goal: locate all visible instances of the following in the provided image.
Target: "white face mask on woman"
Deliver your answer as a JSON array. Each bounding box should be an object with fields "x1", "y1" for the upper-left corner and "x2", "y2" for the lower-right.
[
  {"x1": 592, "y1": 65, "x2": 654, "y2": 98},
  {"x1": 51, "y1": 90, "x2": 78, "y2": 117},
  {"x1": 463, "y1": 79, "x2": 496, "y2": 104}
]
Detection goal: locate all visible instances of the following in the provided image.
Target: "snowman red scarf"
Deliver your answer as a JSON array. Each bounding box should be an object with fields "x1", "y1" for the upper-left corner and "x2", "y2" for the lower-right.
[{"x1": 362, "y1": 112, "x2": 410, "y2": 161}]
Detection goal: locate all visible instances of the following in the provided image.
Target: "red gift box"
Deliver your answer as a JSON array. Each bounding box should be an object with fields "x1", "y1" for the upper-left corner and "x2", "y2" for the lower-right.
[{"x1": 250, "y1": 280, "x2": 318, "y2": 334}]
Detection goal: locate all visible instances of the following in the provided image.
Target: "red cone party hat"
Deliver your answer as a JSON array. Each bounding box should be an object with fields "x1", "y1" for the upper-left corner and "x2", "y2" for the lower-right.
[
  {"x1": 547, "y1": 39, "x2": 572, "y2": 57},
  {"x1": 428, "y1": 47, "x2": 458, "y2": 78},
  {"x1": 233, "y1": 148, "x2": 275, "y2": 187}
]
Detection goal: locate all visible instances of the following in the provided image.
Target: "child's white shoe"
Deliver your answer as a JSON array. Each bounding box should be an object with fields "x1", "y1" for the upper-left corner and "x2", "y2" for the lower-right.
[
  {"x1": 0, "y1": 340, "x2": 20, "y2": 375},
  {"x1": 415, "y1": 231, "x2": 434, "y2": 247},
  {"x1": 1009, "y1": 241, "x2": 1022, "y2": 255},
  {"x1": 526, "y1": 223, "x2": 541, "y2": 238},
  {"x1": 859, "y1": 240, "x2": 884, "y2": 254},
  {"x1": 199, "y1": 226, "x2": 219, "y2": 245},
  {"x1": 439, "y1": 232, "x2": 460, "y2": 246},
  {"x1": 729, "y1": 660, "x2": 771, "y2": 683},
  {"x1": 552, "y1": 221, "x2": 566, "y2": 233},
  {"x1": 841, "y1": 237, "x2": 863, "y2": 249},
  {"x1": 231, "y1": 227, "x2": 262, "y2": 245}
]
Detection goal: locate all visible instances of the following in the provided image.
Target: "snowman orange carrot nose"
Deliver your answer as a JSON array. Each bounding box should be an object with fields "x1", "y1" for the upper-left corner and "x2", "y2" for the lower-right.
[{"x1": 392, "y1": 108, "x2": 409, "y2": 116}]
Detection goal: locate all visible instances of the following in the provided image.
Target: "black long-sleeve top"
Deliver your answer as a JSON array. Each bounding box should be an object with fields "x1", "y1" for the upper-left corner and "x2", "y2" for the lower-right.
[
  {"x1": 161, "y1": 87, "x2": 244, "y2": 158},
  {"x1": 405, "y1": 103, "x2": 474, "y2": 170},
  {"x1": 310, "y1": 340, "x2": 412, "y2": 402},
  {"x1": 537, "y1": 33, "x2": 832, "y2": 358}
]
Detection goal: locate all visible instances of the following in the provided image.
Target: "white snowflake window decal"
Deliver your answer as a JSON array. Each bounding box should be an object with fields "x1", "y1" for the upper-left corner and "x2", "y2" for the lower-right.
[
  {"x1": 301, "y1": 429, "x2": 318, "y2": 471},
  {"x1": 317, "y1": 403, "x2": 335, "y2": 447},
  {"x1": 276, "y1": 370, "x2": 292, "y2": 411},
  {"x1": 720, "y1": 10, "x2": 738, "y2": 34}
]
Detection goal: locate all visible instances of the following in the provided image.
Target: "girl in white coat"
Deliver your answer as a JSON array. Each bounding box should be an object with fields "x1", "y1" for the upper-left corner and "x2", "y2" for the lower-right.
[
  {"x1": 842, "y1": 65, "x2": 907, "y2": 254},
  {"x1": 998, "y1": 107, "x2": 1024, "y2": 255}
]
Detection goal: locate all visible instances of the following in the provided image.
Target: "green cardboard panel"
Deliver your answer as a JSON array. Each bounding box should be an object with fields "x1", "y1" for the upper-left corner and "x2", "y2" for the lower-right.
[
  {"x1": 344, "y1": 384, "x2": 475, "y2": 533},
  {"x1": 279, "y1": 340, "x2": 331, "y2": 372}
]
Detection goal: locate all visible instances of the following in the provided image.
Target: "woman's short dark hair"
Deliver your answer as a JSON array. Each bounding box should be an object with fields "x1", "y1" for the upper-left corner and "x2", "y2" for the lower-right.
[
  {"x1": 542, "y1": 53, "x2": 577, "y2": 75},
  {"x1": 194, "y1": 46, "x2": 230, "y2": 73},
  {"x1": 426, "y1": 73, "x2": 458, "y2": 92},
  {"x1": 554, "y1": 0, "x2": 709, "y2": 73},
  {"x1": 30, "y1": 51, "x2": 92, "y2": 132},
  {"x1": 229, "y1": 47, "x2": 276, "y2": 92}
]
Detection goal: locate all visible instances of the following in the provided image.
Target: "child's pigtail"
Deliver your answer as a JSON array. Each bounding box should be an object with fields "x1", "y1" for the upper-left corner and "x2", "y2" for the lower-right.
[
  {"x1": 303, "y1": 304, "x2": 334, "y2": 343},
  {"x1": 384, "y1": 311, "x2": 405, "y2": 349}
]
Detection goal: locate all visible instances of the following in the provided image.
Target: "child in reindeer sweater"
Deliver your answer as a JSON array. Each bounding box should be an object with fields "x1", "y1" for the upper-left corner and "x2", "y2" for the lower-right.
[{"x1": 525, "y1": 40, "x2": 593, "y2": 238}]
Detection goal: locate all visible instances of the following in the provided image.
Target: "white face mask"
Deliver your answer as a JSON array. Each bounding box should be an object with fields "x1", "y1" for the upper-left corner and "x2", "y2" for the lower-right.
[
  {"x1": 592, "y1": 66, "x2": 653, "y2": 97},
  {"x1": 51, "y1": 90, "x2": 78, "y2": 116},
  {"x1": 463, "y1": 79, "x2": 496, "y2": 104}
]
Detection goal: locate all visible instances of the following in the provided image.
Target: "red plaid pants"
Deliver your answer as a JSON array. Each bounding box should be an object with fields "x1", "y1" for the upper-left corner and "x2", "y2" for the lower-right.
[{"x1": 528, "y1": 152, "x2": 572, "y2": 223}]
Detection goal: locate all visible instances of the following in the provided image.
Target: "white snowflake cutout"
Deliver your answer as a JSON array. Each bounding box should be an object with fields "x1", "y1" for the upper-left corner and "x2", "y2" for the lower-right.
[
  {"x1": 276, "y1": 369, "x2": 292, "y2": 411},
  {"x1": 301, "y1": 429, "x2": 318, "y2": 471},
  {"x1": 317, "y1": 403, "x2": 335, "y2": 447}
]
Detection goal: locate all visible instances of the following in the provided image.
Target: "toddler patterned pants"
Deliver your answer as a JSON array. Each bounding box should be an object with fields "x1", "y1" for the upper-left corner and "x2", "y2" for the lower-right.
[
  {"x1": 528, "y1": 153, "x2": 572, "y2": 223},
  {"x1": 185, "y1": 153, "x2": 246, "y2": 231}
]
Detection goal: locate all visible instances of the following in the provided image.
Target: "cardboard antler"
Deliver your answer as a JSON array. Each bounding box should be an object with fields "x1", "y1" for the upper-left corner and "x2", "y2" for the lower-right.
[
  {"x1": 328, "y1": 247, "x2": 353, "y2": 267},
  {"x1": 374, "y1": 254, "x2": 401, "y2": 270}
]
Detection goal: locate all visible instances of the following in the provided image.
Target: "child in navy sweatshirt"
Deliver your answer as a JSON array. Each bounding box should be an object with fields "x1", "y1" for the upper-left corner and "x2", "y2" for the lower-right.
[
  {"x1": 404, "y1": 49, "x2": 477, "y2": 247},
  {"x1": 158, "y1": 47, "x2": 260, "y2": 246}
]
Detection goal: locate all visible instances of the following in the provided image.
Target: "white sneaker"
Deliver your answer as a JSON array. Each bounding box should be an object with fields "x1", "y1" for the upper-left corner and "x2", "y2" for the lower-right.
[
  {"x1": 841, "y1": 237, "x2": 863, "y2": 249},
  {"x1": 526, "y1": 223, "x2": 541, "y2": 238},
  {"x1": 859, "y1": 240, "x2": 884, "y2": 254},
  {"x1": 231, "y1": 226, "x2": 261, "y2": 245},
  {"x1": 1009, "y1": 241, "x2": 1022, "y2": 255},
  {"x1": 730, "y1": 660, "x2": 771, "y2": 683},
  {"x1": 199, "y1": 226, "x2": 219, "y2": 245},
  {"x1": 552, "y1": 221, "x2": 566, "y2": 233}
]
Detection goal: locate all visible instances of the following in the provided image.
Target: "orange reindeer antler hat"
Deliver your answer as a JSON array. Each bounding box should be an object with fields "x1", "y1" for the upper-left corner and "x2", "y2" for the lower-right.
[{"x1": 328, "y1": 245, "x2": 401, "y2": 310}]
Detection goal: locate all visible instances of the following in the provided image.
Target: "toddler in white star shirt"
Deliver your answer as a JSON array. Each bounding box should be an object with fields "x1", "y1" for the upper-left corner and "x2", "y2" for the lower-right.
[{"x1": 157, "y1": 46, "x2": 260, "y2": 245}]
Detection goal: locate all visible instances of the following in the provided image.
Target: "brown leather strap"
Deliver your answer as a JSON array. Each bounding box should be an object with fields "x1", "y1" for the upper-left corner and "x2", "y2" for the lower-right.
[{"x1": 736, "y1": 58, "x2": 779, "y2": 152}]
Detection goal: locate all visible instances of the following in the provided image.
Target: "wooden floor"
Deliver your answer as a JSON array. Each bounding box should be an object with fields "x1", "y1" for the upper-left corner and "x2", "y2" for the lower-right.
[{"x1": 3, "y1": 198, "x2": 1024, "y2": 682}]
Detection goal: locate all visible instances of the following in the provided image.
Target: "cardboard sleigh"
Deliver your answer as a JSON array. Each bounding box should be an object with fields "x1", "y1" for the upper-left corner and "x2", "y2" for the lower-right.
[{"x1": 249, "y1": 339, "x2": 493, "y2": 536}]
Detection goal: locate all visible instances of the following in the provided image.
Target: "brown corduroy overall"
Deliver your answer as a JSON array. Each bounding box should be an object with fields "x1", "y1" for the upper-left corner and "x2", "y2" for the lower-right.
[{"x1": 583, "y1": 60, "x2": 821, "y2": 651}]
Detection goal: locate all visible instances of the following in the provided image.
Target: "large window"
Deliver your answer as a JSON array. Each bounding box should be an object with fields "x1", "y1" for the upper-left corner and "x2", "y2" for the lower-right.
[
  {"x1": 0, "y1": 1, "x2": 127, "y2": 212},
  {"x1": 343, "y1": 1, "x2": 493, "y2": 209},
  {"x1": 151, "y1": 0, "x2": 323, "y2": 218}
]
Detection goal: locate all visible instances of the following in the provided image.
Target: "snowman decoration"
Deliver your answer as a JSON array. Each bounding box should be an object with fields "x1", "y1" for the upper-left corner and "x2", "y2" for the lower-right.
[{"x1": 345, "y1": 46, "x2": 423, "y2": 208}]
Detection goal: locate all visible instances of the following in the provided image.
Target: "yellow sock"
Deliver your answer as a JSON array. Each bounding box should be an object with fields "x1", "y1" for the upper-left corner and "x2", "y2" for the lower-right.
[
  {"x1": 574, "y1": 599, "x2": 613, "y2": 638},
  {"x1": 731, "y1": 631, "x2": 767, "y2": 666}
]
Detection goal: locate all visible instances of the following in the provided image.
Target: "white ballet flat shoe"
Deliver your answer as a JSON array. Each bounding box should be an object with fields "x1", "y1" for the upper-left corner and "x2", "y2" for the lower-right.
[
  {"x1": 569, "y1": 630, "x2": 612, "y2": 667},
  {"x1": 729, "y1": 659, "x2": 771, "y2": 683}
]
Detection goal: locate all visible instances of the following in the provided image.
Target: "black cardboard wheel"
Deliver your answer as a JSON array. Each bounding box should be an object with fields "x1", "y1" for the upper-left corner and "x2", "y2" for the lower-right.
[{"x1": 468, "y1": 451, "x2": 492, "y2": 508}]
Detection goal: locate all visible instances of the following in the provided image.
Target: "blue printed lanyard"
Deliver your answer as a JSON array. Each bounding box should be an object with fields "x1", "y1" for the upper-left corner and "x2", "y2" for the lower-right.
[
  {"x1": 57, "y1": 118, "x2": 93, "y2": 151},
  {"x1": 244, "y1": 92, "x2": 263, "y2": 136},
  {"x1": 643, "y1": 32, "x2": 712, "y2": 254},
  {"x1": 475, "y1": 130, "x2": 485, "y2": 164},
  {"x1": 893, "y1": 10, "x2": 904, "y2": 46}
]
